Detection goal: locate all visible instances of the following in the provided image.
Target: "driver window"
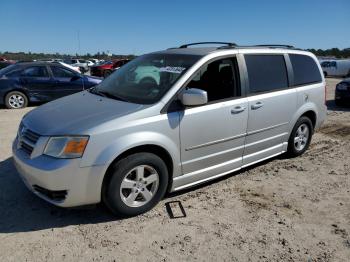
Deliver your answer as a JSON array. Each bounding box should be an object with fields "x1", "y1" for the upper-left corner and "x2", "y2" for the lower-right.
[
  {"x1": 51, "y1": 66, "x2": 76, "y2": 78},
  {"x1": 186, "y1": 57, "x2": 240, "y2": 102}
]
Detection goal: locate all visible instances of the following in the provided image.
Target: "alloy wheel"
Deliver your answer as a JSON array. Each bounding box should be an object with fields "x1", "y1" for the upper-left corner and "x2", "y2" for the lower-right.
[
  {"x1": 294, "y1": 123, "x2": 310, "y2": 151},
  {"x1": 119, "y1": 165, "x2": 159, "y2": 208},
  {"x1": 9, "y1": 94, "x2": 25, "y2": 108}
]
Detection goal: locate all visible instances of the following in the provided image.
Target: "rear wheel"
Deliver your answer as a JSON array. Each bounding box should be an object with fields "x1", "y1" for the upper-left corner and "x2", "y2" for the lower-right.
[
  {"x1": 5, "y1": 91, "x2": 28, "y2": 109},
  {"x1": 287, "y1": 116, "x2": 313, "y2": 157},
  {"x1": 103, "y1": 70, "x2": 112, "y2": 78},
  {"x1": 103, "y1": 152, "x2": 169, "y2": 217}
]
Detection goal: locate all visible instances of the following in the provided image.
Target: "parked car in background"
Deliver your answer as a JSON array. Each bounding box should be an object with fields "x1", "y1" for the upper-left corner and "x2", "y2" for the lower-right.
[
  {"x1": 90, "y1": 59, "x2": 129, "y2": 77},
  {"x1": 0, "y1": 62, "x2": 102, "y2": 109},
  {"x1": 57, "y1": 62, "x2": 81, "y2": 73},
  {"x1": 12, "y1": 43, "x2": 326, "y2": 217},
  {"x1": 335, "y1": 78, "x2": 350, "y2": 106},
  {"x1": 0, "y1": 60, "x2": 15, "y2": 69},
  {"x1": 90, "y1": 58, "x2": 100, "y2": 64},
  {"x1": 321, "y1": 60, "x2": 350, "y2": 77},
  {"x1": 64, "y1": 59, "x2": 89, "y2": 73}
]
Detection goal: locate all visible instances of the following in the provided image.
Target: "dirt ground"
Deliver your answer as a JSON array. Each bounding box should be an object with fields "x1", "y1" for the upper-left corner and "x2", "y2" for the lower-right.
[{"x1": 0, "y1": 78, "x2": 349, "y2": 262}]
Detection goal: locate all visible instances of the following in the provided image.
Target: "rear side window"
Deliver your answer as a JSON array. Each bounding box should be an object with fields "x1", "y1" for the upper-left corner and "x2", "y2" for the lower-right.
[
  {"x1": 245, "y1": 55, "x2": 288, "y2": 94},
  {"x1": 22, "y1": 66, "x2": 48, "y2": 77},
  {"x1": 290, "y1": 54, "x2": 322, "y2": 86}
]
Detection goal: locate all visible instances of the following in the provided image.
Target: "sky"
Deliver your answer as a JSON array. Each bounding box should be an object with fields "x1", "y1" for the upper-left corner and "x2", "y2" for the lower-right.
[{"x1": 0, "y1": 0, "x2": 349, "y2": 55}]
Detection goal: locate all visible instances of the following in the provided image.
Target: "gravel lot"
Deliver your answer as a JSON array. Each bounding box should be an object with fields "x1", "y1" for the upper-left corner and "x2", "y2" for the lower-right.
[{"x1": 0, "y1": 78, "x2": 349, "y2": 262}]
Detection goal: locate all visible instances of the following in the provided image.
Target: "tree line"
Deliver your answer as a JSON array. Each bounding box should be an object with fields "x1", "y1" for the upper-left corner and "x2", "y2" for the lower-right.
[
  {"x1": 1, "y1": 48, "x2": 349, "y2": 61},
  {"x1": 0, "y1": 51, "x2": 136, "y2": 61},
  {"x1": 306, "y1": 48, "x2": 349, "y2": 58}
]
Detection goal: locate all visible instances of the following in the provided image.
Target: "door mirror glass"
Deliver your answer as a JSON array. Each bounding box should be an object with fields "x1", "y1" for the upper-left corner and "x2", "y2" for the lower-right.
[{"x1": 181, "y1": 88, "x2": 208, "y2": 106}]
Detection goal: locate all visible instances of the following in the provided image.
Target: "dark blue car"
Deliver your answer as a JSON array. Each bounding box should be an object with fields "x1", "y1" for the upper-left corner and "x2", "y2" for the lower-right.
[{"x1": 0, "y1": 62, "x2": 102, "y2": 109}]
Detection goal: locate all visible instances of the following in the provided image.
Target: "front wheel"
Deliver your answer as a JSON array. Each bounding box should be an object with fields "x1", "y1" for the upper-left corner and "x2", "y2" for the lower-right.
[
  {"x1": 287, "y1": 116, "x2": 313, "y2": 157},
  {"x1": 103, "y1": 153, "x2": 169, "y2": 217}
]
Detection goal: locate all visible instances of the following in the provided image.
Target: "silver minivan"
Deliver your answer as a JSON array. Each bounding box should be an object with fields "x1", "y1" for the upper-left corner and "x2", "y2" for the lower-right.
[{"x1": 13, "y1": 43, "x2": 327, "y2": 216}]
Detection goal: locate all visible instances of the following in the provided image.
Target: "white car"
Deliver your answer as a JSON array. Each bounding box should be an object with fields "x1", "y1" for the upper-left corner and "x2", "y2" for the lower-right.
[
  {"x1": 90, "y1": 59, "x2": 100, "y2": 65},
  {"x1": 58, "y1": 62, "x2": 81, "y2": 73},
  {"x1": 64, "y1": 59, "x2": 89, "y2": 73}
]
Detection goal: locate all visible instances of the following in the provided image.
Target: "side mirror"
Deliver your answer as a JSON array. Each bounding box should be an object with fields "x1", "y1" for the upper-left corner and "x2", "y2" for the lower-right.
[
  {"x1": 180, "y1": 88, "x2": 208, "y2": 106},
  {"x1": 70, "y1": 75, "x2": 81, "y2": 82}
]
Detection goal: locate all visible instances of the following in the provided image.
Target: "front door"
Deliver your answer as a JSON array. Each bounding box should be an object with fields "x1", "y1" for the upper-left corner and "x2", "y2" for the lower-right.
[
  {"x1": 20, "y1": 65, "x2": 54, "y2": 101},
  {"x1": 50, "y1": 66, "x2": 84, "y2": 98},
  {"x1": 178, "y1": 57, "x2": 248, "y2": 187}
]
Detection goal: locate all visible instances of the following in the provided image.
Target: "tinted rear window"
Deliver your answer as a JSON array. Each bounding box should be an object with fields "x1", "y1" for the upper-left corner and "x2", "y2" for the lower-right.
[
  {"x1": 245, "y1": 55, "x2": 288, "y2": 94},
  {"x1": 290, "y1": 54, "x2": 322, "y2": 86}
]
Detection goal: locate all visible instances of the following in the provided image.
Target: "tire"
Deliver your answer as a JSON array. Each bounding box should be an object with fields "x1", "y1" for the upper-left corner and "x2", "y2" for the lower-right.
[
  {"x1": 103, "y1": 70, "x2": 112, "y2": 78},
  {"x1": 5, "y1": 91, "x2": 28, "y2": 109},
  {"x1": 103, "y1": 152, "x2": 169, "y2": 217},
  {"x1": 287, "y1": 116, "x2": 313, "y2": 157},
  {"x1": 323, "y1": 71, "x2": 328, "y2": 77}
]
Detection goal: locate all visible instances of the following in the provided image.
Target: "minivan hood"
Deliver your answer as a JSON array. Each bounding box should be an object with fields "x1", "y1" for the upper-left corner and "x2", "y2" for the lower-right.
[{"x1": 22, "y1": 91, "x2": 146, "y2": 135}]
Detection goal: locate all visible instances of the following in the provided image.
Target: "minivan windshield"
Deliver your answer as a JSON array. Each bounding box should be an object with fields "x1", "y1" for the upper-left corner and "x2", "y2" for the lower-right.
[{"x1": 94, "y1": 53, "x2": 201, "y2": 104}]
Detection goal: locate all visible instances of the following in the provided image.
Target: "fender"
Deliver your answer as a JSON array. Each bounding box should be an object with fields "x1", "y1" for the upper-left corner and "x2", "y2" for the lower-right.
[
  {"x1": 81, "y1": 131, "x2": 182, "y2": 178},
  {"x1": 288, "y1": 101, "x2": 318, "y2": 137}
]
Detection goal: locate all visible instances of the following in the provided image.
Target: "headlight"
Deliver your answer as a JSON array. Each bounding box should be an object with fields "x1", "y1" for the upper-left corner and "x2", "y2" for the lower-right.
[
  {"x1": 336, "y1": 83, "x2": 348, "y2": 91},
  {"x1": 44, "y1": 136, "x2": 89, "y2": 159}
]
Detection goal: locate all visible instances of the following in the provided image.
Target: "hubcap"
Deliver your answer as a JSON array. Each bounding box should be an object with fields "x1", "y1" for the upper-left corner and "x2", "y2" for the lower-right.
[
  {"x1": 120, "y1": 165, "x2": 159, "y2": 208},
  {"x1": 9, "y1": 94, "x2": 25, "y2": 108},
  {"x1": 294, "y1": 123, "x2": 309, "y2": 151}
]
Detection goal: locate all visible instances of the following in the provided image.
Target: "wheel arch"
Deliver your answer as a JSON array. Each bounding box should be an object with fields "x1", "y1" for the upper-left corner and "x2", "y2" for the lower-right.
[
  {"x1": 289, "y1": 103, "x2": 318, "y2": 139},
  {"x1": 300, "y1": 110, "x2": 316, "y2": 130},
  {"x1": 4, "y1": 88, "x2": 29, "y2": 104},
  {"x1": 101, "y1": 144, "x2": 175, "y2": 199}
]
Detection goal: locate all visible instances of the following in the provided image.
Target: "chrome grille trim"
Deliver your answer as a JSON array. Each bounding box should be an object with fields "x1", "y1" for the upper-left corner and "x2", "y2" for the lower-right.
[{"x1": 18, "y1": 124, "x2": 41, "y2": 156}]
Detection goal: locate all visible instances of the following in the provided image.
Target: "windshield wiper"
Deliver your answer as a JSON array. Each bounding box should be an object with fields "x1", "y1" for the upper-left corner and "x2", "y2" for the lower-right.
[
  {"x1": 88, "y1": 87, "x2": 107, "y2": 97},
  {"x1": 89, "y1": 87, "x2": 129, "y2": 102},
  {"x1": 100, "y1": 91, "x2": 130, "y2": 102}
]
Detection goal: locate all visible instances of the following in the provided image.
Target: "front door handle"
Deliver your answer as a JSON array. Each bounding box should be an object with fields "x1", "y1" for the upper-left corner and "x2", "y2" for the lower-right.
[
  {"x1": 231, "y1": 106, "x2": 246, "y2": 114},
  {"x1": 251, "y1": 102, "x2": 264, "y2": 110}
]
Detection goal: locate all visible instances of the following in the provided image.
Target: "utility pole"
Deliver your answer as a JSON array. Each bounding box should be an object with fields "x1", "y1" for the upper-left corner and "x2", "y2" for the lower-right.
[{"x1": 77, "y1": 30, "x2": 81, "y2": 56}]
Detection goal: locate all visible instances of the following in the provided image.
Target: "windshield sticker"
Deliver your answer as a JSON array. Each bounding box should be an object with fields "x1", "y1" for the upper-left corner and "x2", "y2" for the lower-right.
[{"x1": 159, "y1": 66, "x2": 186, "y2": 74}]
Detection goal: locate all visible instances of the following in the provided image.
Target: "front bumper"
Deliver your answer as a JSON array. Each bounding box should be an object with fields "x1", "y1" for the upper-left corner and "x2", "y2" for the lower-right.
[{"x1": 12, "y1": 137, "x2": 106, "y2": 207}]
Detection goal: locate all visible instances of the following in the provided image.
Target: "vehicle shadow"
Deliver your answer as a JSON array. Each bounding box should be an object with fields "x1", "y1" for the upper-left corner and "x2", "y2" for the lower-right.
[
  {"x1": 0, "y1": 157, "x2": 117, "y2": 234},
  {"x1": 0, "y1": 152, "x2": 291, "y2": 233},
  {"x1": 326, "y1": 99, "x2": 350, "y2": 112}
]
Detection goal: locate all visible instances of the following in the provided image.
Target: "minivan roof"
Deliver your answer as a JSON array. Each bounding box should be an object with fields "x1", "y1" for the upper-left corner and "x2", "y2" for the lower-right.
[{"x1": 152, "y1": 43, "x2": 307, "y2": 57}]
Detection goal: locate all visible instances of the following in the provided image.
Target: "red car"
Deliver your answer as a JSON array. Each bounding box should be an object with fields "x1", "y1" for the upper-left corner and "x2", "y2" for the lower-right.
[{"x1": 90, "y1": 59, "x2": 130, "y2": 77}]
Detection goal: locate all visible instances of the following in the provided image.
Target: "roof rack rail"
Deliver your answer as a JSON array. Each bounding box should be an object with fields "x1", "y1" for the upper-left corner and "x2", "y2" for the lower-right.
[
  {"x1": 179, "y1": 42, "x2": 237, "y2": 48},
  {"x1": 254, "y1": 44, "x2": 295, "y2": 49}
]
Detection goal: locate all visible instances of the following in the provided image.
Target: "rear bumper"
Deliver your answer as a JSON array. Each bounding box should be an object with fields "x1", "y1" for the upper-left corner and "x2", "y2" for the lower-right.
[
  {"x1": 335, "y1": 90, "x2": 350, "y2": 101},
  {"x1": 12, "y1": 137, "x2": 106, "y2": 207}
]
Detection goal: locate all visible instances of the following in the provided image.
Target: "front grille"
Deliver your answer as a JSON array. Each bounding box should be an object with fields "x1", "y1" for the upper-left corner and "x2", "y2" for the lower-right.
[
  {"x1": 33, "y1": 185, "x2": 68, "y2": 201},
  {"x1": 18, "y1": 125, "x2": 40, "y2": 155}
]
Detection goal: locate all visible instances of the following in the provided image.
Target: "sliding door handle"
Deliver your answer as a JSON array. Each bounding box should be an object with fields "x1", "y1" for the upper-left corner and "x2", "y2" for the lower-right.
[{"x1": 251, "y1": 102, "x2": 264, "y2": 110}]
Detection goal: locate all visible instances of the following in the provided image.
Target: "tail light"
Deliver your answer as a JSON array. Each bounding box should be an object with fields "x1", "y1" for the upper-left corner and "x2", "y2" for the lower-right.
[{"x1": 324, "y1": 84, "x2": 327, "y2": 106}]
